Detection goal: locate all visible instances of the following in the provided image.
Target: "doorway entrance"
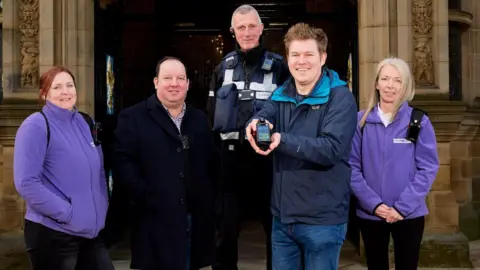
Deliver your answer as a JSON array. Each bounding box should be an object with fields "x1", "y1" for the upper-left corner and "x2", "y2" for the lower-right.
[{"x1": 94, "y1": 0, "x2": 361, "y2": 255}]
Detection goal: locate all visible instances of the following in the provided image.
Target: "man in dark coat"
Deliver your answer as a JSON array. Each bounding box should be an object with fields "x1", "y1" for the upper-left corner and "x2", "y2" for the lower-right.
[
  {"x1": 207, "y1": 5, "x2": 290, "y2": 270},
  {"x1": 113, "y1": 56, "x2": 218, "y2": 270}
]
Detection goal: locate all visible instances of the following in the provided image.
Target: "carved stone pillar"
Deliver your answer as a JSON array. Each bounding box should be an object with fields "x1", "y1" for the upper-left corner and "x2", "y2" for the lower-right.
[
  {"x1": 412, "y1": 0, "x2": 450, "y2": 96},
  {"x1": 2, "y1": 0, "x2": 40, "y2": 103},
  {"x1": 2, "y1": 0, "x2": 94, "y2": 111},
  {"x1": 412, "y1": 0, "x2": 435, "y2": 87}
]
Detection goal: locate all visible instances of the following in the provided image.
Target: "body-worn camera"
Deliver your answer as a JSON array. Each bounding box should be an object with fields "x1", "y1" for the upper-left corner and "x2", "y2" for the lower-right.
[
  {"x1": 406, "y1": 108, "x2": 425, "y2": 143},
  {"x1": 406, "y1": 120, "x2": 420, "y2": 143},
  {"x1": 92, "y1": 122, "x2": 102, "y2": 146},
  {"x1": 255, "y1": 118, "x2": 271, "y2": 151}
]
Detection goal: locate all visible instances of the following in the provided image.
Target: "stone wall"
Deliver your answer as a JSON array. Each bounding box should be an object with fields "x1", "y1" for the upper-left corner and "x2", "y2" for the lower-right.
[
  {"x1": 413, "y1": 101, "x2": 475, "y2": 266},
  {"x1": 449, "y1": 110, "x2": 480, "y2": 241}
]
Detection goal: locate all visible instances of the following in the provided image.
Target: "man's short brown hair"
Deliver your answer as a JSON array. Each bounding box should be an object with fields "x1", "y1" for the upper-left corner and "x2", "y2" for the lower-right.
[{"x1": 284, "y1": 23, "x2": 328, "y2": 55}]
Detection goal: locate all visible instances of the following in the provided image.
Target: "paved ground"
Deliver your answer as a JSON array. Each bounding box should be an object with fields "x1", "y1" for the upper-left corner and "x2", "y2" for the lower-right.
[{"x1": 111, "y1": 221, "x2": 480, "y2": 269}]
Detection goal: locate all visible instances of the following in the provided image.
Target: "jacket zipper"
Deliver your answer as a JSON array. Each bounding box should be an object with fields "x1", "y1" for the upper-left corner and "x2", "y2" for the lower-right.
[
  {"x1": 73, "y1": 120, "x2": 98, "y2": 237},
  {"x1": 242, "y1": 60, "x2": 251, "y2": 90},
  {"x1": 380, "y1": 125, "x2": 387, "y2": 200}
]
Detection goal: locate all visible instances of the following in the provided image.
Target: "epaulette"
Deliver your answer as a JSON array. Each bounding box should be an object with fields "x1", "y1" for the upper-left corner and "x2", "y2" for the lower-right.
[
  {"x1": 223, "y1": 51, "x2": 238, "y2": 69},
  {"x1": 267, "y1": 51, "x2": 284, "y2": 61},
  {"x1": 222, "y1": 51, "x2": 238, "y2": 60},
  {"x1": 262, "y1": 51, "x2": 284, "y2": 72}
]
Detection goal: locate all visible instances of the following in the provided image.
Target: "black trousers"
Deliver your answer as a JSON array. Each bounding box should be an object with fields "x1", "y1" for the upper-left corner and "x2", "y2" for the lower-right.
[
  {"x1": 214, "y1": 141, "x2": 273, "y2": 270},
  {"x1": 24, "y1": 219, "x2": 115, "y2": 270},
  {"x1": 358, "y1": 216, "x2": 425, "y2": 270}
]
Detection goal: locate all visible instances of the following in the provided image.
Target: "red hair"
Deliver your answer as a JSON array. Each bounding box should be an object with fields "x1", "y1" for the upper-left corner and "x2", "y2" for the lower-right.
[{"x1": 39, "y1": 66, "x2": 76, "y2": 102}]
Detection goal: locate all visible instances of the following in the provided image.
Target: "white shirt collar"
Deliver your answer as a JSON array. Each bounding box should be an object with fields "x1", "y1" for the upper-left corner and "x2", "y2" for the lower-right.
[{"x1": 377, "y1": 104, "x2": 392, "y2": 127}]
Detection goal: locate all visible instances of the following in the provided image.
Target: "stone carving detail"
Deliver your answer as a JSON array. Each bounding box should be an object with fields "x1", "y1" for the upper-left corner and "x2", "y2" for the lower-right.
[
  {"x1": 412, "y1": 0, "x2": 435, "y2": 87},
  {"x1": 19, "y1": 0, "x2": 39, "y2": 88}
]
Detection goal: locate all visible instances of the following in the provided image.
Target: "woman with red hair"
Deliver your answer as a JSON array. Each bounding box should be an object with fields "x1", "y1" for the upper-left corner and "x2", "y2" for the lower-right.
[{"x1": 13, "y1": 66, "x2": 114, "y2": 270}]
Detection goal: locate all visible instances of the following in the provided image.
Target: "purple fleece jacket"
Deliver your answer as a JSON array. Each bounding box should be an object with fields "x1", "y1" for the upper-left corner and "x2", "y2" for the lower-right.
[{"x1": 14, "y1": 102, "x2": 109, "y2": 238}]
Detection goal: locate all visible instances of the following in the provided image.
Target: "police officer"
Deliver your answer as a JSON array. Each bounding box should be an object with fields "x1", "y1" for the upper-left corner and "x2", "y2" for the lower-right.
[{"x1": 207, "y1": 5, "x2": 290, "y2": 270}]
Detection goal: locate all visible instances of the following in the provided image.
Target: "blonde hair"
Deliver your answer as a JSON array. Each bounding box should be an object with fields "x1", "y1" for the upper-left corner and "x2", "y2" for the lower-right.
[{"x1": 359, "y1": 57, "x2": 415, "y2": 128}]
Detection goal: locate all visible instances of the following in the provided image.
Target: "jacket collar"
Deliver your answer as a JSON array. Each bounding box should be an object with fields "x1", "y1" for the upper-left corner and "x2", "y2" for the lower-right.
[
  {"x1": 147, "y1": 94, "x2": 187, "y2": 112},
  {"x1": 42, "y1": 101, "x2": 77, "y2": 122},
  {"x1": 366, "y1": 101, "x2": 410, "y2": 124},
  {"x1": 234, "y1": 36, "x2": 266, "y2": 65},
  {"x1": 271, "y1": 68, "x2": 347, "y2": 106},
  {"x1": 146, "y1": 94, "x2": 187, "y2": 142}
]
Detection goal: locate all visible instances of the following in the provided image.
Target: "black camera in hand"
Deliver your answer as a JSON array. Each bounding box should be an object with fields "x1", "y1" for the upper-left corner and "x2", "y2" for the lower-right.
[{"x1": 255, "y1": 118, "x2": 271, "y2": 151}]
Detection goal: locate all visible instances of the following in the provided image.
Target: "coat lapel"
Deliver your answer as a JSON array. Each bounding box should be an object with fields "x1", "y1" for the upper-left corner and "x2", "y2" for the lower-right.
[{"x1": 146, "y1": 95, "x2": 182, "y2": 143}]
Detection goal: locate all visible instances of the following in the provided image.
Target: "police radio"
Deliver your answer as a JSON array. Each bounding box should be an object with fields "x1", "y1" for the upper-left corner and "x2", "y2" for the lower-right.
[{"x1": 255, "y1": 118, "x2": 271, "y2": 151}]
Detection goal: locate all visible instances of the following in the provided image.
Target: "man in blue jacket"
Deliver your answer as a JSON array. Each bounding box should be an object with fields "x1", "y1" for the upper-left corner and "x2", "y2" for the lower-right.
[{"x1": 246, "y1": 23, "x2": 358, "y2": 269}]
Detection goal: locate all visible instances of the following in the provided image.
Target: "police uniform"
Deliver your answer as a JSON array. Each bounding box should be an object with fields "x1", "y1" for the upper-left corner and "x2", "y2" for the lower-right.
[{"x1": 207, "y1": 47, "x2": 289, "y2": 270}]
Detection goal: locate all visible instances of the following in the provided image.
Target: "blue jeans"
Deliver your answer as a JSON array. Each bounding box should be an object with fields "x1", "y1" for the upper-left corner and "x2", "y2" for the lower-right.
[{"x1": 271, "y1": 216, "x2": 347, "y2": 270}]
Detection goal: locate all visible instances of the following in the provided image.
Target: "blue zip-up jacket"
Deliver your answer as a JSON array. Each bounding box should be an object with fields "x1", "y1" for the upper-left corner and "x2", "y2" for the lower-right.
[{"x1": 249, "y1": 69, "x2": 358, "y2": 225}]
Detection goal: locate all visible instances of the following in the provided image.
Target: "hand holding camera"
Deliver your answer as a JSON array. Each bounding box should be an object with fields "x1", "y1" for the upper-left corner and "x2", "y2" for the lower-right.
[{"x1": 246, "y1": 118, "x2": 281, "y2": 156}]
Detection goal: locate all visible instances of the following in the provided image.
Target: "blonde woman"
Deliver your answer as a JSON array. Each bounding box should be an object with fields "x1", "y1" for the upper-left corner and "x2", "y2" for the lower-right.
[{"x1": 350, "y1": 57, "x2": 439, "y2": 269}]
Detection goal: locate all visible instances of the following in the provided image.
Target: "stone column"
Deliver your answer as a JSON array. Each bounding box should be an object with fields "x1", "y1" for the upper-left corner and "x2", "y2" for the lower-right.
[
  {"x1": 2, "y1": 0, "x2": 94, "y2": 107},
  {"x1": 357, "y1": 0, "x2": 392, "y2": 109},
  {"x1": 59, "y1": 0, "x2": 95, "y2": 115},
  {"x1": 0, "y1": 0, "x2": 41, "y2": 234},
  {"x1": 412, "y1": 0, "x2": 450, "y2": 96},
  {"x1": 2, "y1": 0, "x2": 40, "y2": 103},
  {"x1": 461, "y1": 0, "x2": 480, "y2": 106},
  {"x1": 38, "y1": 0, "x2": 95, "y2": 114}
]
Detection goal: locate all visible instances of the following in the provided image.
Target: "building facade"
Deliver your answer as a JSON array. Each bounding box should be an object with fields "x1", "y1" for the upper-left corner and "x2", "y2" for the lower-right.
[{"x1": 0, "y1": 0, "x2": 479, "y2": 267}]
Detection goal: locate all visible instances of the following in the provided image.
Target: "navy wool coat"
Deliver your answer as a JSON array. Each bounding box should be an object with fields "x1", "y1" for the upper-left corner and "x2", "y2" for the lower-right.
[{"x1": 113, "y1": 94, "x2": 218, "y2": 270}]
